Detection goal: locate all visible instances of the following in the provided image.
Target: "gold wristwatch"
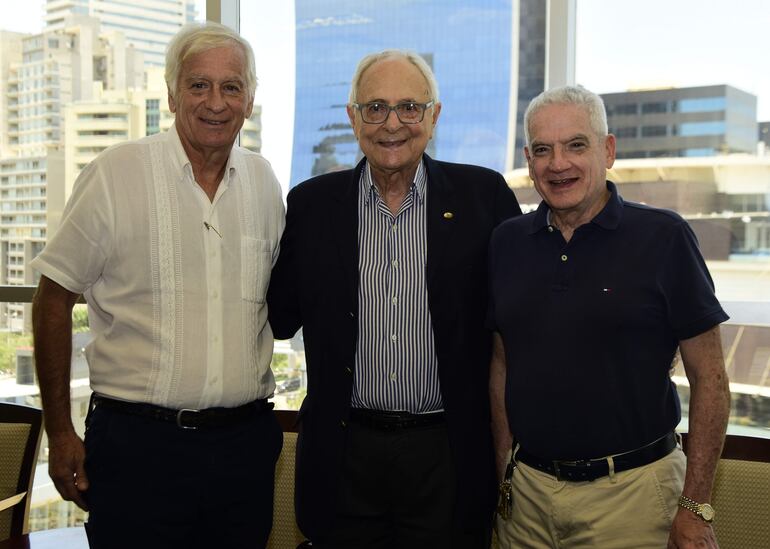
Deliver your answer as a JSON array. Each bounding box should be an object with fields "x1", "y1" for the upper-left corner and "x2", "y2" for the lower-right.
[{"x1": 678, "y1": 495, "x2": 715, "y2": 522}]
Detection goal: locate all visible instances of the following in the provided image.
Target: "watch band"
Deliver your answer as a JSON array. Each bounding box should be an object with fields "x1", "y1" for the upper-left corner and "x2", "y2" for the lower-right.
[{"x1": 678, "y1": 495, "x2": 715, "y2": 522}]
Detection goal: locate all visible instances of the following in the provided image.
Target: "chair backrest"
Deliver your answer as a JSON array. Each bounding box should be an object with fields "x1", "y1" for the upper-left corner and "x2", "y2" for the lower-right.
[
  {"x1": 267, "y1": 431, "x2": 306, "y2": 549},
  {"x1": 0, "y1": 402, "x2": 43, "y2": 540},
  {"x1": 708, "y1": 435, "x2": 770, "y2": 549}
]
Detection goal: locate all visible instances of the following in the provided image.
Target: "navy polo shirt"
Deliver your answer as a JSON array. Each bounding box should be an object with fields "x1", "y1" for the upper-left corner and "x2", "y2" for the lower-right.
[{"x1": 488, "y1": 181, "x2": 728, "y2": 460}]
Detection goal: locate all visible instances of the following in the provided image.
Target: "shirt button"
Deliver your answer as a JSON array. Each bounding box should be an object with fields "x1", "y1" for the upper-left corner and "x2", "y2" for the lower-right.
[
  {"x1": 548, "y1": 226, "x2": 554, "y2": 232},
  {"x1": 392, "y1": 296, "x2": 398, "y2": 305},
  {"x1": 392, "y1": 259, "x2": 399, "y2": 268},
  {"x1": 390, "y1": 372, "x2": 396, "y2": 381},
  {"x1": 340, "y1": 420, "x2": 347, "y2": 428},
  {"x1": 345, "y1": 367, "x2": 352, "y2": 374},
  {"x1": 212, "y1": 291, "x2": 219, "y2": 299},
  {"x1": 391, "y1": 334, "x2": 397, "y2": 341},
  {"x1": 561, "y1": 254, "x2": 568, "y2": 262},
  {"x1": 391, "y1": 225, "x2": 397, "y2": 232}
]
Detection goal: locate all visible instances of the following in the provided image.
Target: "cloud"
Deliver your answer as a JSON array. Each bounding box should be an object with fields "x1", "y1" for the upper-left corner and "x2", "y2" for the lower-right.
[{"x1": 297, "y1": 14, "x2": 373, "y2": 30}]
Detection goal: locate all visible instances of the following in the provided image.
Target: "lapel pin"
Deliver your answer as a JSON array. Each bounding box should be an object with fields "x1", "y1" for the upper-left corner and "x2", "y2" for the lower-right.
[{"x1": 443, "y1": 212, "x2": 454, "y2": 219}]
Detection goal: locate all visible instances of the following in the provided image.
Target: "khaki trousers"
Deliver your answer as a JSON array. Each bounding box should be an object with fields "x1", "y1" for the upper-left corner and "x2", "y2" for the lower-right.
[{"x1": 495, "y1": 447, "x2": 686, "y2": 549}]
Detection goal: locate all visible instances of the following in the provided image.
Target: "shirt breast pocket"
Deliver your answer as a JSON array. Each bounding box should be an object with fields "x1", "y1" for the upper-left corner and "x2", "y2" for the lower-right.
[{"x1": 241, "y1": 236, "x2": 273, "y2": 303}]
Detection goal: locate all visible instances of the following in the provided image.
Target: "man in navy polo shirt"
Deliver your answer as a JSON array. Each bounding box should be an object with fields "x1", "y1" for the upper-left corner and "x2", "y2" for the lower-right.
[{"x1": 489, "y1": 85, "x2": 730, "y2": 549}]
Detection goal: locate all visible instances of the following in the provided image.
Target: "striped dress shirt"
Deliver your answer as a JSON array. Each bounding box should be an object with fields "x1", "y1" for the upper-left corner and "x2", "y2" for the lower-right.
[{"x1": 352, "y1": 161, "x2": 443, "y2": 413}]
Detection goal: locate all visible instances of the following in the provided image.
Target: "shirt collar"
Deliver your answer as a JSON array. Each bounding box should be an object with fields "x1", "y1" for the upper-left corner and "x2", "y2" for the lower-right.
[
  {"x1": 361, "y1": 159, "x2": 427, "y2": 206},
  {"x1": 529, "y1": 180, "x2": 623, "y2": 234},
  {"x1": 168, "y1": 122, "x2": 238, "y2": 186}
]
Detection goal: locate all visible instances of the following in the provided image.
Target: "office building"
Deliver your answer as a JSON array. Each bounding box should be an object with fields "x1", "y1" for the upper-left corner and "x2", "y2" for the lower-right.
[
  {"x1": 760, "y1": 121, "x2": 770, "y2": 153},
  {"x1": 6, "y1": 15, "x2": 145, "y2": 158},
  {"x1": 289, "y1": 0, "x2": 556, "y2": 188},
  {"x1": 45, "y1": 0, "x2": 197, "y2": 67},
  {"x1": 602, "y1": 85, "x2": 758, "y2": 160},
  {"x1": 0, "y1": 153, "x2": 54, "y2": 328},
  {"x1": 0, "y1": 31, "x2": 25, "y2": 158}
]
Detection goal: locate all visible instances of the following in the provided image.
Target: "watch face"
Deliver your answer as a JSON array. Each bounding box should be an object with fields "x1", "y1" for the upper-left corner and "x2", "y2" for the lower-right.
[{"x1": 700, "y1": 504, "x2": 715, "y2": 522}]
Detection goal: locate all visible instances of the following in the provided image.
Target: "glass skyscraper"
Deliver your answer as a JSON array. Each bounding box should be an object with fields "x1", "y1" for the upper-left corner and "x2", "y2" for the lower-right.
[{"x1": 290, "y1": 0, "x2": 535, "y2": 188}]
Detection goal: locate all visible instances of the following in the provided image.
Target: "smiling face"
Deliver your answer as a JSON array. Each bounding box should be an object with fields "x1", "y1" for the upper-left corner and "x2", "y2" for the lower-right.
[
  {"x1": 347, "y1": 56, "x2": 440, "y2": 183},
  {"x1": 525, "y1": 102, "x2": 616, "y2": 225},
  {"x1": 169, "y1": 45, "x2": 253, "y2": 161}
]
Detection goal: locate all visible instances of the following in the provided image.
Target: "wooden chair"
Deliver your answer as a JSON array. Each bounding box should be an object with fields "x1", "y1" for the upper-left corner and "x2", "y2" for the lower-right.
[{"x1": 0, "y1": 402, "x2": 43, "y2": 541}]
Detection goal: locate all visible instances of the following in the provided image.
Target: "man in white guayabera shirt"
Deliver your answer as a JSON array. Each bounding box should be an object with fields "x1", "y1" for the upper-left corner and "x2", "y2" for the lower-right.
[{"x1": 30, "y1": 22, "x2": 284, "y2": 549}]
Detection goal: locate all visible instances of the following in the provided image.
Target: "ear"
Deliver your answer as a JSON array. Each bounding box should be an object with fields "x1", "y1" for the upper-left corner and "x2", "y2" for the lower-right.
[
  {"x1": 431, "y1": 101, "x2": 442, "y2": 126},
  {"x1": 604, "y1": 133, "x2": 616, "y2": 169},
  {"x1": 168, "y1": 88, "x2": 177, "y2": 114},
  {"x1": 245, "y1": 96, "x2": 254, "y2": 119},
  {"x1": 427, "y1": 102, "x2": 441, "y2": 139},
  {"x1": 524, "y1": 146, "x2": 535, "y2": 180},
  {"x1": 347, "y1": 104, "x2": 359, "y2": 138}
]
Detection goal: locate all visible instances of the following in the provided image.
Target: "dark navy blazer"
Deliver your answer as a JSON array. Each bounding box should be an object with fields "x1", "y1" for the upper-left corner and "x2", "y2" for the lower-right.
[{"x1": 267, "y1": 154, "x2": 521, "y2": 538}]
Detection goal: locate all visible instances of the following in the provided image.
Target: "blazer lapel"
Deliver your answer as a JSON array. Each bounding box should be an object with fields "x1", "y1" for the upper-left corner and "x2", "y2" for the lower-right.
[
  {"x1": 424, "y1": 154, "x2": 455, "y2": 290},
  {"x1": 330, "y1": 158, "x2": 365, "y2": 308}
]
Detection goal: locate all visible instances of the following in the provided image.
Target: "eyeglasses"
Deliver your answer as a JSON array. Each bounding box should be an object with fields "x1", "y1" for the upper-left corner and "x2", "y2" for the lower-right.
[{"x1": 352, "y1": 101, "x2": 435, "y2": 124}]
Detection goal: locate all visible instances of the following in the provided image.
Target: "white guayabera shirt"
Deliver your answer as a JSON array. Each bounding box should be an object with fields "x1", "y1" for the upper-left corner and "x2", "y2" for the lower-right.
[{"x1": 31, "y1": 124, "x2": 285, "y2": 409}]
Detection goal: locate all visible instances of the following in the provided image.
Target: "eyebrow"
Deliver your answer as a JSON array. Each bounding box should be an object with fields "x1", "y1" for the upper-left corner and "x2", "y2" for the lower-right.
[
  {"x1": 361, "y1": 98, "x2": 428, "y2": 104},
  {"x1": 184, "y1": 74, "x2": 246, "y2": 85},
  {"x1": 531, "y1": 133, "x2": 591, "y2": 147}
]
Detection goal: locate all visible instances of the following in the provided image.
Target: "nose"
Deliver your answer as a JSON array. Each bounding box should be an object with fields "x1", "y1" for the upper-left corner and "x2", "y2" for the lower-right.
[
  {"x1": 382, "y1": 107, "x2": 402, "y2": 130},
  {"x1": 205, "y1": 88, "x2": 226, "y2": 112},
  {"x1": 549, "y1": 146, "x2": 570, "y2": 172}
]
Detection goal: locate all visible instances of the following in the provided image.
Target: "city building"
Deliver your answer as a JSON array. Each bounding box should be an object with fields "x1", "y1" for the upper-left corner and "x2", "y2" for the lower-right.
[
  {"x1": 289, "y1": 0, "x2": 560, "y2": 188},
  {"x1": 760, "y1": 121, "x2": 770, "y2": 153},
  {"x1": 511, "y1": 0, "x2": 547, "y2": 169},
  {"x1": 6, "y1": 15, "x2": 145, "y2": 159},
  {"x1": 601, "y1": 84, "x2": 758, "y2": 160},
  {"x1": 44, "y1": 0, "x2": 196, "y2": 67},
  {"x1": 0, "y1": 154, "x2": 55, "y2": 329},
  {"x1": 0, "y1": 31, "x2": 25, "y2": 158}
]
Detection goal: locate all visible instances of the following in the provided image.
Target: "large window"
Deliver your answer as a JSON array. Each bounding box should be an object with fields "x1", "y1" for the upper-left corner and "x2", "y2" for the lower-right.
[
  {"x1": 1, "y1": 0, "x2": 769, "y2": 532},
  {"x1": 578, "y1": 0, "x2": 770, "y2": 439}
]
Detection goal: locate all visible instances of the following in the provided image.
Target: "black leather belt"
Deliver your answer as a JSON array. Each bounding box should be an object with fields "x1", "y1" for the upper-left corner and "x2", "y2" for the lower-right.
[
  {"x1": 516, "y1": 432, "x2": 678, "y2": 482},
  {"x1": 349, "y1": 408, "x2": 446, "y2": 431},
  {"x1": 92, "y1": 394, "x2": 273, "y2": 430}
]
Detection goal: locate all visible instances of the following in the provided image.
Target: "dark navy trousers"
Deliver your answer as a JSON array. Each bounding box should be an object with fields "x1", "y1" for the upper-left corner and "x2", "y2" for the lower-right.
[{"x1": 83, "y1": 402, "x2": 283, "y2": 549}]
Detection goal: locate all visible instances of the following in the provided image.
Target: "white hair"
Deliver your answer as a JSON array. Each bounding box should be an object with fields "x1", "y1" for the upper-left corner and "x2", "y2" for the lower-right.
[
  {"x1": 524, "y1": 85, "x2": 608, "y2": 146},
  {"x1": 165, "y1": 22, "x2": 257, "y2": 100},
  {"x1": 349, "y1": 49, "x2": 440, "y2": 104}
]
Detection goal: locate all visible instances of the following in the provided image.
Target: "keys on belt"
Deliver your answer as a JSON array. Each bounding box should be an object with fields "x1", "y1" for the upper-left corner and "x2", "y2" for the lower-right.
[{"x1": 497, "y1": 458, "x2": 515, "y2": 519}]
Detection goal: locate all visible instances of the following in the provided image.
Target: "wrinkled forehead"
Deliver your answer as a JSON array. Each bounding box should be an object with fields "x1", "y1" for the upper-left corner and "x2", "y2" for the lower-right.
[
  {"x1": 529, "y1": 103, "x2": 596, "y2": 140},
  {"x1": 357, "y1": 57, "x2": 431, "y2": 102}
]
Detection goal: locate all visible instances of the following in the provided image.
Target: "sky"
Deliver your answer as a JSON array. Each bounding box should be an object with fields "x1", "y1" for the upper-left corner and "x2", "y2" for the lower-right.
[{"x1": 2, "y1": 0, "x2": 769, "y2": 186}]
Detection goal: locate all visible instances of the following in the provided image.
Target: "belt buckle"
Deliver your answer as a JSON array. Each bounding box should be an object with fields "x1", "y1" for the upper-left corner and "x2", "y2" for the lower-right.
[
  {"x1": 552, "y1": 461, "x2": 563, "y2": 481},
  {"x1": 553, "y1": 458, "x2": 590, "y2": 481},
  {"x1": 176, "y1": 408, "x2": 200, "y2": 430}
]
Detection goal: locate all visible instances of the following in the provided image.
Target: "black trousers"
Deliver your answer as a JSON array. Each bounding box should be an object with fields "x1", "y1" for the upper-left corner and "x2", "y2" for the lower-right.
[
  {"x1": 83, "y1": 402, "x2": 283, "y2": 549},
  {"x1": 313, "y1": 420, "x2": 490, "y2": 549}
]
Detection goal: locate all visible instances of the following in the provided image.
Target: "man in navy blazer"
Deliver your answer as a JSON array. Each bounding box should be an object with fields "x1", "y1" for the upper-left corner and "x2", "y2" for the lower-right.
[{"x1": 267, "y1": 49, "x2": 520, "y2": 548}]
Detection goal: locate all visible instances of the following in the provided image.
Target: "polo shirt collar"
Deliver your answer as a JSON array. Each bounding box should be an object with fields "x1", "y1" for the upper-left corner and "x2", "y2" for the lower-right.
[
  {"x1": 529, "y1": 180, "x2": 623, "y2": 234},
  {"x1": 168, "y1": 122, "x2": 237, "y2": 186}
]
